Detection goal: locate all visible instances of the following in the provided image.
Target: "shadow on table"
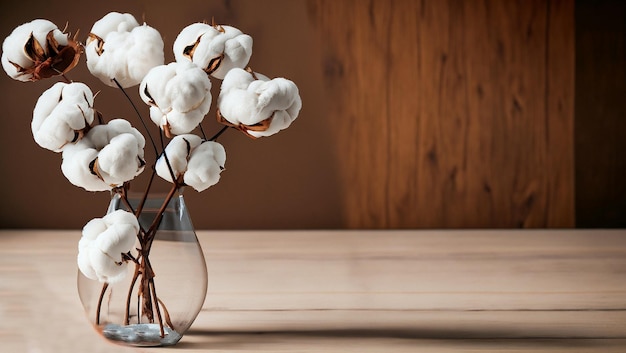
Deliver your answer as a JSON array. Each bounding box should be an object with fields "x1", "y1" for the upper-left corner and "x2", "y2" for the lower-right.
[{"x1": 177, "y1": 327, "x2": 618, "y2": 350}]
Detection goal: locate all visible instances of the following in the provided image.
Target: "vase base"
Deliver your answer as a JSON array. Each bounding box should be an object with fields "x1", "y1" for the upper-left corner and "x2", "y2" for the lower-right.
[{"x1": 101, "y1": 323, "x2": 182, "y2": 346}]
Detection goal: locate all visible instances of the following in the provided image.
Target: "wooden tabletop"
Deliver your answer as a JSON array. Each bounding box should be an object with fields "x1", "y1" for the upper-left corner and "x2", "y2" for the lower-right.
[{"x1": 1, "y1": 229, "x2": 625, "y2": 352}]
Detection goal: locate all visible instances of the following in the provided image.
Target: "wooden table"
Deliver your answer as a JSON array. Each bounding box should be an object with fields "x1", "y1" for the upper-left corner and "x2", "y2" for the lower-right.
[{"x1": 1, "y1": 230, "x2": 625, "y2": 352}]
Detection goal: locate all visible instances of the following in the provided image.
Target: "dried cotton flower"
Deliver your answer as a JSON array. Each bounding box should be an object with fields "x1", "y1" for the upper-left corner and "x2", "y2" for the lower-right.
[
  {"x1": 156, "y1": 134, "x2": 226, "y2": 191},
  {"x1": 1, "y1": 19, "x2": 81, "y2": 82},
  {"x1": 217, "y1": 68, "x2": 302, "y2": 138},
  {"x1": 173, "y1": 22, "x2": 252, "y2": 79},
  {"x1": 77, "y1": 210, "x2": 139, "y2": 283},
  {"x1": 31, "y1": 82, "x2": 96, "y2": 152},
  {"x1": 139, "y1": 61, "x2": 212, "y2": 137},
  {"x1": 61, "y1": 119, "x2": 146, "y2": 191},
  {"x1": 86, "y1": 12, "x2": 164, "y2": 88}
]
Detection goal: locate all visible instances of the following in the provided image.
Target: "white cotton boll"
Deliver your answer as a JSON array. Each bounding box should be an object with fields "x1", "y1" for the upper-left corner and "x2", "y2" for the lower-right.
[
  {"x1": 81, "y1": 218, "x2": 107, "y2": 245},
  {"x1": 61, "y1": 144, "x2": 109, "y2": 191},
  {"x1": 218, "y1": 90, "x2": 257, "y2": 125},
  {"x1": 86, "y1": 12, "x2": 164, "y2": 88},
  {"x1": 140, "y1": 62, "x2": 211, "y2": 135},
  {"x1": 168, "y1": 63, "x2": 212, "y2": 113},
  {"x1": 32, "y1": 82, "x2": 95, "y2": 152},
  {"x1": 218, "y1": 68, "x2": 302, "y2": 138},
  {"x1": 96, "y1": 133, "x2": 144, "y2": 185},
  {"x1": 184, "y1": 141, "x2": 226, "y2": 192},
  {"x1": 89, "y1": 247, "x2": 128, "y2": 283},
  {"x1": 89, "y1": 12, "x2": 139, "y2": 37},
  {"x1": 77, "y1": 248, "x2": 98, "y2": 281},
  {"x1": 102, "y1": 209, "x2": 140, "y2": 232},
  {"x1": 155, "y1": 134, "x2": 203, "y2": 182},
  {"x1": 61, "y1": 119, "x2": 145, "y2": 191},
  {"x1": 77, "y1": 210, "x2": 138, "y2": 283},
  {"x1": 1, "y1": 19, "x2": 69, "y2": 81},
  {"x1": 218, "y1": 66, "x2": 254, "y2": 93},
  {"x1": 95, "y1": 224, "x2": 137, "y2": 259},
  {"x1": 173, "y1": 23, "x2": 252, "y2": 79}
]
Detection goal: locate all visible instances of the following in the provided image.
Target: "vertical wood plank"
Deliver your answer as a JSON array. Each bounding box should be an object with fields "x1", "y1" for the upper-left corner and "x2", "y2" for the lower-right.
[
  {"x1": 310, "y1": 0, "x2": 575, "y2": 228},
  {"x1": 546, "y1": 0, "x2": 576, "y2": 227},
  {"x1": 575, "y1": 0, "x2": 626, "y2": 227}
]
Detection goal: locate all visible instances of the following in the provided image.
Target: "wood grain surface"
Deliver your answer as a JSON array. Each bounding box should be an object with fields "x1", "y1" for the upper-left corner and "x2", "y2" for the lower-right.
[
  {"x1": 575, "y1": 0, "x2": 626, "y2": 227},
  {"x1": 310, "y1": 0, "x2": 575, "y2": 228},
  {"x1": 1, "y1": 229, "x2": 625, "y2": 352}
]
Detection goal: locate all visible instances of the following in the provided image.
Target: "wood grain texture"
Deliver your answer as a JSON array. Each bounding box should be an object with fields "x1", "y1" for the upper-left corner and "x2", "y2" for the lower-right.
[
  {"x1": 575, "y1": 0, "x2": 626, "y2": 227},
  {"x1": 1, "y1": 229, "x2": 625, "y2": 352},
  {"x1": 309, "y1": 0, "x2": 575, "y2": 228}
]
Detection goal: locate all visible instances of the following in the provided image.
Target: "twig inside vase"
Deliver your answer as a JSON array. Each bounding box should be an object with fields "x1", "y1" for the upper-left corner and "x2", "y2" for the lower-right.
[
  {"x1": 149, "y1": 276, "x2": 166, "y2": 338},
  {"x1": 96, "y1": 282, "x2": 109, "y2": 325},
  {"x1": 124, "y1": 262, "x2": 141, "y2": 325}
]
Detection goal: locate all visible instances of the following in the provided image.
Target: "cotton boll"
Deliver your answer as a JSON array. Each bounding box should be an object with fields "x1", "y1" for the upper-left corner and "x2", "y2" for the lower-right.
[
  {"x1": 96, "y1": 133, "x2": 144, "y2": 185},
  {"x1": 155, "y1": 134, "x2": 203, "y2": 182},
  {"x1": 1, "y1": 19, "x2": 79, "y2": 82},
  {"x1": 184, "y1": 141, "x2": 226, "y2": 192},
  {"x1": 86, "y1": 12, "x2": 164, "y2": 88},
  {"x1": 155, "y1": 136, "x2": 225, "y2": 191},
  {"x1": 95, "y1": 224, "x2": 137, "y2": 259},
  {"x1": 61, "y1": 119, "x2": 145, "y2": 191},
  {"x1": 103, "y1": 209, "x2": 140, "y2": 232},
  {"x1": 173, "y1": 23, "x2": 252, "y2": 79},
  {"x1": 81, "y1": 218, "x2": 108, "y2": 244},
  {"x1": 77, "y1": 210, "x2": 138, "y2": 283},
  {"x1": 140, "y1": 62, "x2": 211, "y2": 136},
  {"x1": 89, "y1": 12, "x2": 139, "y2": 38},
  {"x1": 77, "y1": 247, "x2": 98, "y2": 281},
  {"x1": 217, "y1": 68, "x2": 302, "y2": 138},
  {"x1": 32, "y1": 82, "x2": 95, "y2": 152},
  {"x1": 88, "y1": 247, "x2": 128, "y2": 283},
  {"x1": 61, "y1": 143, "x2": 109, "y2": 191}
]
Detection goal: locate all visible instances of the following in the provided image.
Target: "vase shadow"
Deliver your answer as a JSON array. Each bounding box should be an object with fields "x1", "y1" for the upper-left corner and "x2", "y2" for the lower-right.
[{"x1": 176, "y1": 326, "x2": 616, "y2": 350}]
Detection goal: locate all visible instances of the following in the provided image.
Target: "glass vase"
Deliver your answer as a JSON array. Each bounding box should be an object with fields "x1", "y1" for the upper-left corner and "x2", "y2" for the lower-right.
[{"x1": 77, "y1": 191, "x2": 208, "y2": 347}]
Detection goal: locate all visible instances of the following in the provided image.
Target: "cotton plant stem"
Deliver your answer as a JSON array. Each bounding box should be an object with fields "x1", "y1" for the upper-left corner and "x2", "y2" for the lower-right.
[
  {"x1": 158, "y1": 129, "x2": 179, "y2": 186},
  {"x1": 114, "y1": 186, "x2": 148, "y2": 240},
  {"x1": 209, "y1": 125, "x2": 229, "y2": 141},
  {"x1": 96, "y1": 282, "x2": 109, "y2": 325},
  {"x1": 124, "y1": 263, "x2": 141, "y2": 325},
  {"x1": 138, "y1": 255, "x2": 155, "y2": 323},
  {"x1": 112, "y1": 77, "x2": 179, "y2": 187},
  {"x1": 149, "y1": 276, "x2": 166, "y2": 337},
  {"x1": 112, "y1": 78, "x2": 159, "y2": 157},
  {"x1": 198, "y1": 123, "x2": 209, "y2": 141},
  {"x1": 58, "y1": 73, "x2": 71, "y2": 84},
  {"x1": 134, "y1": 167, "x2": 157, "y2": 219},
  {"x1": 145, "y1": 183, "x2": 179, "y2": 253},
  {"x1": 157, "y1": 297, "x2": 175, "y2": 331}
]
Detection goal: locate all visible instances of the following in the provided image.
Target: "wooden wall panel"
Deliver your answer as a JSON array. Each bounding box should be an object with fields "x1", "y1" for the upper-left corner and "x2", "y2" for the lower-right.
[
  {"x1": 310, "y1": 0, "x2": 575, "y2": 228},
  {"x1": 575, "y1": 0, "x2": 626, "y2": 227}
]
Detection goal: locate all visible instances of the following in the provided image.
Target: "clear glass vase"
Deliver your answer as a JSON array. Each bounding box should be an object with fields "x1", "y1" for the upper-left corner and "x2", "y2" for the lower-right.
[{"x1": 77, "y1": 191, "x2": 208, "y2": 347}]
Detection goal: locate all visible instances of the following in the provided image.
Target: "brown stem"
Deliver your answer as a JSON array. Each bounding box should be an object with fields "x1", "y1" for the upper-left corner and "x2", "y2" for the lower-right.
[
  {"x1": 124, "y1": 263, "x2": 141, "y2": 325},
  {"x1": 112, "y1": 77, "x2": 159, "y2": 157},
  {"x1": 114, "y1": 186, "x2": 148, "y2": 241},
  {"x1": 149, "y1": 278, "x2": 165, "y2": 338},
  {"x1": 139, "y1": 256, "x2": 155, "y2": 323},
  {"x1": 157, "y1": 297, "x2": 175, "y2": 331},
  {"x1": 145, "y1": 183, "x2": 179, "y2": 253},
  {"x1": 209, "y1": 125, "x2": 229, "y2": 141},
  {"x1": 158, "y1": 128, "x2": 179, "y2": 186},
  {"x1": 96, "y1": 282, "x2": 109, "y2": 325},
  {"x1": 135, "y1": 167, "x2": 157, "y2": 219}
]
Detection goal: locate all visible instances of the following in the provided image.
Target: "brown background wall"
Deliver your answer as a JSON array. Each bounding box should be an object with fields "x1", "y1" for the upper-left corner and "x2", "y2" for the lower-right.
[{"x1": 0, "y1": 0, "x2": 623, "y2": 229}]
